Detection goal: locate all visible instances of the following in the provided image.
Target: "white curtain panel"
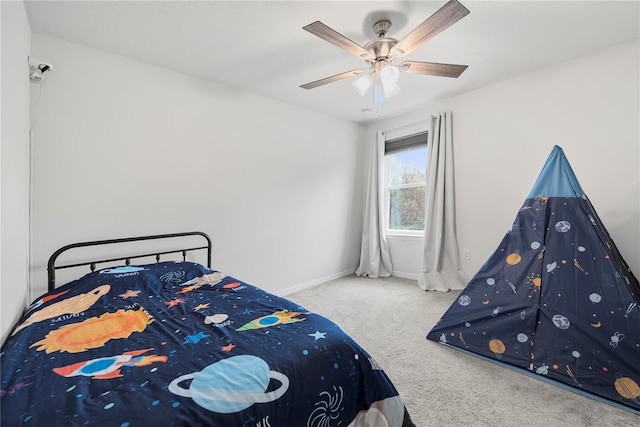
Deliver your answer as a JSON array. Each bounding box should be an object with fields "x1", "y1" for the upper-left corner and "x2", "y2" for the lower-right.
[
  {"x1": 355, "y1": 130, "x2": 393, "y2": 278},
  {"x1": 418, "y1": 112, "x2": 468, "y2": 291}
]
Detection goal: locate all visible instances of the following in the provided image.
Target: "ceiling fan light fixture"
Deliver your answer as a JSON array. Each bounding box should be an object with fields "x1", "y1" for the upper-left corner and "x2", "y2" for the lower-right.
[
  {"x1": 382, "y1": 81, "x2": 400, "y2": 98},
  {"x1": 352, "y1": 74, "x2": 373, "y2": 96},
  {"x1": 380, "y1": 65, "x2": 400, "y2": 97}
]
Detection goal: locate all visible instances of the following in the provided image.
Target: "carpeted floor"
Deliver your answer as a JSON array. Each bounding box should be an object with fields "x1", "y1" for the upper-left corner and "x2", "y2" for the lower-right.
[{"x1": 287, "y1": 275, "x2": 638, "y2": 427}]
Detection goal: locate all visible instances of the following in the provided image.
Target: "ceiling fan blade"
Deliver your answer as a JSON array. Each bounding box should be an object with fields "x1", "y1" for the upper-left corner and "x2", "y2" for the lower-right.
[
  {"x1": 300, "y1": 69, "x2": 364, "y2": 90},
  {"x1": 392, "y1": 0, "x2": 470, "y2": 57},
  {"x1": 400, "y1": 61, "x2": 468, "y2": 78},
  {"x1": 303, "y1": 21, "x2": 373, "y2": 61}
]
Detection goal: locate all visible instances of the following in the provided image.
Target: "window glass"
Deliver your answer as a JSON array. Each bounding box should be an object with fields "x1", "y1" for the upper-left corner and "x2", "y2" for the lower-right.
[{"x1": 385, "y1": 146, "x2": 427, "y2": 233}]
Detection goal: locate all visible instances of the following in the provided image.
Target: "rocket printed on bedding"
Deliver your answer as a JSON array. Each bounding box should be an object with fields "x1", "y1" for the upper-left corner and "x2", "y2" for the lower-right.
[
  {"x1": 52, "y1": 348, "x2": 167, "y2": 379},
  {"x1": 236, "y1": 310, "x2": 307, "y2": 331},
  {"x1": 178, "y1": 272, "x2": 226, "y2": 288},
  {"x1": 12, "y1": 285, "x2": 111, "y2": 336},
  {"x1": 25, "y1": 289, "x2": 70, "y2": 313}
]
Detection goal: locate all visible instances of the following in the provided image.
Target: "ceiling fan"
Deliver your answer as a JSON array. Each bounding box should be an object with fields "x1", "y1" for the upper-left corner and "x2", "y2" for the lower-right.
[{"x1": 300, "y1": 0, "x2": 470, "y2": 104}]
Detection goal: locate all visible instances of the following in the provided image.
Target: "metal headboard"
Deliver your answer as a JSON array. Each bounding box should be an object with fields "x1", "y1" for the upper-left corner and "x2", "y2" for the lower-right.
[{"x1": 47, "y1": 231, "x2": 212, "y2": 291}]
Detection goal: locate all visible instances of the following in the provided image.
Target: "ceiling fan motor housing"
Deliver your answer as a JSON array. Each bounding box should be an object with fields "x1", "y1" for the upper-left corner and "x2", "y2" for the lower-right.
[
  {"x1": 365, "y1": 20, "x2": 399, "y2": 61},
  {"x1": 364, "y1": 38, "x2": 398, "y2": 61}
]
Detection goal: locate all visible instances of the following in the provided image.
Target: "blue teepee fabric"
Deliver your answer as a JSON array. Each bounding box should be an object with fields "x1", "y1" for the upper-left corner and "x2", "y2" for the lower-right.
[
  {"x1": 527, "y1": 145, "x2": 584, "y2": 198},
  {"x1": 427, "y1": 146, "x2": 640, "y2": 413}
]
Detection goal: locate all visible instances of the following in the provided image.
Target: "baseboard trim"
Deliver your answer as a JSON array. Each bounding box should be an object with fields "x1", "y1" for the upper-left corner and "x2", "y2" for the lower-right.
[{"x1": 275, "y1": 268, "x2": 357, "y2": 297}]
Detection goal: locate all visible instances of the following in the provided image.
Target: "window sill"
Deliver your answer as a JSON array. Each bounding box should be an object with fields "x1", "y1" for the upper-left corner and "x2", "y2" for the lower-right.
[{"x1": 385, "y1": 233, "x2": 424, "y2": 241}]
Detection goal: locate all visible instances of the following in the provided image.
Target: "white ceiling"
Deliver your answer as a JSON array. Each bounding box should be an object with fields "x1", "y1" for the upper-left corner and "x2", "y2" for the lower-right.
[{"x1": 24, "y1": 0, "x2": 640, "y2": 124}]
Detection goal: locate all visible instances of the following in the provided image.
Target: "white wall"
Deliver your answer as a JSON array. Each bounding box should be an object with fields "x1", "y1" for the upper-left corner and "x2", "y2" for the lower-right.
[
  {"x1": 369, "y1": 40, "x2": 640, "y2": 281},
  {"x1": 1, "y1": 0, "x2": 32, "y2": 342},
  {"x1": 29, "y1": 34, "x2": 367, "y2": 298}
]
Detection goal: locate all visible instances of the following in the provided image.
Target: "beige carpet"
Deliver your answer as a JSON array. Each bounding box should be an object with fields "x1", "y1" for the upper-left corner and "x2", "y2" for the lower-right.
[{"x1": 288, "y1": 275, "x2": 638, "y2": 427}]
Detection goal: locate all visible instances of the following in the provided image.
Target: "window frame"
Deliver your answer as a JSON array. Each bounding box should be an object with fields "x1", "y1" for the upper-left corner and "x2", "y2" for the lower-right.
[{"x1": 382, "y1": 128, "x2": 428, "y2": 237}]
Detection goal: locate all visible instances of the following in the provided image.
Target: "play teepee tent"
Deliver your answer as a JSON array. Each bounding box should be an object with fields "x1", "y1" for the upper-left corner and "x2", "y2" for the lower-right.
[{"x1": 427, "y1": 145, "x2": 640, "y2": 414}]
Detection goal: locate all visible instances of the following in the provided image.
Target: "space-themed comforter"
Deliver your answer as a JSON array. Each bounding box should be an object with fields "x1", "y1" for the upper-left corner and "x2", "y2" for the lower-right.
[{"x1": 1, "y1": 261, "x2": 414, "y2": 426}]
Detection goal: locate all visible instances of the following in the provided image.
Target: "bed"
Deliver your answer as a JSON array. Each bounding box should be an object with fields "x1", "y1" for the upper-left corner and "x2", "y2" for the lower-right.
[{"x1": 1, "y1": 232, "x2": 415, "y2": 426}]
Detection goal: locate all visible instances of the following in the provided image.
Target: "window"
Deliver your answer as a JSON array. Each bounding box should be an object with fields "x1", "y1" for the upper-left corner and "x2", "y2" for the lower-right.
[{"x1": 384, "y1": 131, "x2": 428, "y2": 235}]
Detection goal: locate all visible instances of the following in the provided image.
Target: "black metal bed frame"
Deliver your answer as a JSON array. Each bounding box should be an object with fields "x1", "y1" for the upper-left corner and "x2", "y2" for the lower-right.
[{"x1": 47, "y1": 231, "x2": 212, "y2": 291}]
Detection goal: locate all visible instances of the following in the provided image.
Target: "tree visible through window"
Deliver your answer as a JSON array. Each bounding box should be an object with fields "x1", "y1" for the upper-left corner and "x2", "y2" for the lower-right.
[{"x1": 385, "y1": 144, "x2": 427, "y2": 233}]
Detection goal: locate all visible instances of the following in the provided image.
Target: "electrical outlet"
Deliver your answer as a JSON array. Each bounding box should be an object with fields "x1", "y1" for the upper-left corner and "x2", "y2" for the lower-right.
[{"x1": 463, "y1": 248, "x2": 471, "y2": 260}]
